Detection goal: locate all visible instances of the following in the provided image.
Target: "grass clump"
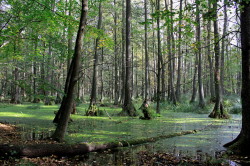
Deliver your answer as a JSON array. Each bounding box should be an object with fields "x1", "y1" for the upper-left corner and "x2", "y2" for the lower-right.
[
  {"x1": 0, "y1": 103, "x2": 11, "y2": 108},
  {"x1": 26, "y1": 105, "x2": 41, "y2": 110}
]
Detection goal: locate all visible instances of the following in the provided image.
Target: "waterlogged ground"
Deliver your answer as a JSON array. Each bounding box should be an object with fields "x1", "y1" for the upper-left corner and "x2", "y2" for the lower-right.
[
  {"x1": 82, "y1": 115, "x2": 241, "y2": 165},
  {"x1": 0, "y1": 103, "x2": 242, "y2": 165}
]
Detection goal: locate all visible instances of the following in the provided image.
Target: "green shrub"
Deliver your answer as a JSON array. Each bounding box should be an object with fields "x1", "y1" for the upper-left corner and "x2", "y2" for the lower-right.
[
  {"x1": 229, "y1": 104, "x2": 242, "y2": 114},
  {"x1": 172, "y1": 102, "x2": 211, "y2": 114},
  {"x1": 148, "y1": 108, "x2": 162, "y2": 118}
]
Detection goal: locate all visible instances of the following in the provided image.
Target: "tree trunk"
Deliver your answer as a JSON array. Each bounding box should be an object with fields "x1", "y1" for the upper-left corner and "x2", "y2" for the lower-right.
[
  {"x1": 220, "y1": 0, "x2": 227, "y2": 96},
  {"x1": 156, "y1": 0, "x2": 161, "y2": 113},
  {"x1": 119, "y1": 0, "x2": 126, "y2": 104},
  {"x1": 10, "y1": 41, "x2": 21, "y2": 104},
  {"x1": 190, "y1": 54, "x2": 198, "y2": 103},
  {"x1": 144, "y1": 0, "x2": 149, "y2": 103},
  {"x1": 113, "y1": 0, "x2": 119, "y2": 105},
  {"x1": 224, "y1": 1, "x2": 250, "y2": 155},
  {"x1": 32, "y1": 40, "x2": 39, "y2": 103},
  {"x1": 196, "y1": 0, "x2": 205, "y2": 108},
  {"x1": 170, "y1": 0, "x2": 177, "y2": 105},
  {"x1": 207, "y1": 0, "x2": 215, "y2": 101},
  {"x1": 175, "y1": 0, "x2": 183, "y2": 102},
  {"x1": 120, "y1": 0, "x2": 137, "y2": 116},
  {"x1": 88, "y1": 1, "x2": 102, "y2": 111},
  {"x1": 52, "y1": 0, "x2": 88, "y2": 142},
  {"x1": 208, "y1": 0, "x2": 229, "y2": 119},
  {"x1": 67, "y1": 0, "x2": 73, "y2": 71},
  {"x1": 10, "y1": 66, "x2": 21, "y2": 104},
  {"x1": 99, "y1": 48, "x2": 104, "y2": 103}
]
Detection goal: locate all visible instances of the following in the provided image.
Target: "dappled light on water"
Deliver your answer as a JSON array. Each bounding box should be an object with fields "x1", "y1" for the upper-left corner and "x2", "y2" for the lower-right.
[{"x1": 0, "y1": 103, "x2": 242, "y2": 165}]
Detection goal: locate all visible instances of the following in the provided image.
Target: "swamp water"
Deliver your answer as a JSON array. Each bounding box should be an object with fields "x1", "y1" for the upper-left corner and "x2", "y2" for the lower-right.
[
  {"x1": 79, "y1": 114, "x2": 241, "y2": 165},
  {"x1": 10, "y1": 111, "x2": 242, "y2": 165}
]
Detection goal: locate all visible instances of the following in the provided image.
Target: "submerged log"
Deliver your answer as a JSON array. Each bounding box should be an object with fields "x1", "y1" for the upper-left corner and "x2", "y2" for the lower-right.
[{"x1": 0, "y1": 130, "x2": 197, "y2": 158}]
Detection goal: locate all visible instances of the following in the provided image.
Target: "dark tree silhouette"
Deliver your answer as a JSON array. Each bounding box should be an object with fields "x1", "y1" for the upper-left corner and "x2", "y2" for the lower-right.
[
  {"x1": 224, "y1": 1, "x2": 250, "y2": 154},
  {"x1": 208, "y1": 0, "x2": 229, "y2": 119},
  {"x1": 52, "y1": 0, "x2": 88, "y2": 142},
  {"x1": 120, "y1": 0, "x2": 137, "y2": 116}
]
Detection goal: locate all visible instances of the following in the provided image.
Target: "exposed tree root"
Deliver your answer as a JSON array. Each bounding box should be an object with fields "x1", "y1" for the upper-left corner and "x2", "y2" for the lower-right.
[
  {"x1": 208, "y1": 102, "x2": 230, "y2": 119},
  {"x1": 224, "y1": 133, "x2": 250, "y2": 155}
]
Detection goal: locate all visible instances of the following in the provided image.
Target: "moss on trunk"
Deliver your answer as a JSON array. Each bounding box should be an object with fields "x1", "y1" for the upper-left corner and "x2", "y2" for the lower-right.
[
  {"x1": 139, "y1": 101, "x2": 151, "y2": 120},
  {"x1": 119, "y1": 101, "x2": 137, "y2": 117}
]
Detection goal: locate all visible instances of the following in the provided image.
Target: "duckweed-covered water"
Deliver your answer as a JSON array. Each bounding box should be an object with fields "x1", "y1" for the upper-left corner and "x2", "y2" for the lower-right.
[{"x1": 0, "y1": 103, "x2": 242, "y2": 165}]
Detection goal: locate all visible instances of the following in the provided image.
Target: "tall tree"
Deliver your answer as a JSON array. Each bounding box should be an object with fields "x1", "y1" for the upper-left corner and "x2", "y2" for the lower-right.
[
  {"x1": 119, "y1": 0, "x2": 126, "y2": 104},
  {"x1": 165, "y1": 0, "x2": 176, "y2": 105},
  {"x1": 196, "y1": 0, "x2": 205, "y2": 108},
  {"x1": 120, "y1": 0, "x2": 137, "y2": 116},
  {"x1": 88, "y1": 1, "x2": 103, "y2": 111},
  {"x1": 175, "y1": 0, "x2": 183, "y2": 102},
  {"x1": 208, "y1": 0, "x2": 229, "y2": 119},
  {"x1": 113, "y1": 0, "x2": 119, "y2": 105},
  {"x1": 224, "y1": 0, "x2": 250, "y2": 154},
  {"x1": 144, "y1": 0, "x2": 149, "y2": 102},
  {"x1": 207, "y1": 0, "x2": 215, "y2": 100},
  {"x1": 170, "y1": 0, "x2": 177, "y2": 105},
  {"x1": 31, "y1": 38, "x2": 40, "y2": 103},
  {"x1": 156, "y1": 0, "x2": 162, "y2": 113},
  {"x1": 220, "y1": 0, "x2": 228, "y2": 95},
  {"x1": 190, "y1": 54, "x2": 198, "y2": 103},
  {"x1": 10, "y1": 41, "x2": 21, "y2": 104},
  {"x1": 52, "y1": 0, "x2": 88, "y2": 142}
]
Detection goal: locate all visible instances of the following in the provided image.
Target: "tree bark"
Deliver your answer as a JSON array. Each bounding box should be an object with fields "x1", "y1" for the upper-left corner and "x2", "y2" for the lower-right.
[
  {"x1": 119, "y1": 0, "x2": 126, "y2": 104},
  {"x1": 10, "y1": 41, "x2": 21, "y2": 104},
  {"x1": 196, "y1": 0, "x2": 205, "y2": 108},
  {"x1": 207, "y1": 0, "x2": 215, "y2": 101},
  {"x1": 67, "y1": 0, "x2": 73, "y2": 71},
  {"x1": 88, "y1": 1, "x2": 102, "y2": 110},
  {"x1": 52, "y1": 0, "x2": 88, "y2": 142},
  {"x1": 190, "y1": 54, "x2": 198, "y2": 103},
  {"x1": 32, "y1": 39, "x2": 39, "y2": 103},
  {"x1": 156, "y1": 0, "x2": 161, "y2": 113},
  {"x1": 220, "y1": 0, "x2": 227, "y2": 95},
  {"x1": 224, "y1": 1, "x2": 250, "y2": 155},
  {"x1": 113, "y1": 0, "x2": 119, "y2": 105},
  {"x1": 121, "y1": 0, "x2": 137, "y2": 116},
  {"x1": 208, "y1": 0, "x2": 229, "y2": 119},
  {"x1": 165, "y1": 0, "x2": 176, "y2": 105},
  {"x1": 143, "y1": 0, "x2": 149, "y2": 104},
  {"x1": 175, "y1": 0, "x2": 183, "y2": 102},
  {"x1": 170, "y1": 0, "x2": 177, "y2": 105}
]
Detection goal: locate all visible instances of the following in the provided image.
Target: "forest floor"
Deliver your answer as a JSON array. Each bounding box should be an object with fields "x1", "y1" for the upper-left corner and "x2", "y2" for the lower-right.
[{"x1": 0, "y1": 102, "x2": 248, "y2": 165}]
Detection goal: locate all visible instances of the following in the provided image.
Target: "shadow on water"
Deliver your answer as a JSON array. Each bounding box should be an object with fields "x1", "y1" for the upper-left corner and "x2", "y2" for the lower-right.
[{"x1": 64, "y1": 144, "x2": 240, "y2": 165}]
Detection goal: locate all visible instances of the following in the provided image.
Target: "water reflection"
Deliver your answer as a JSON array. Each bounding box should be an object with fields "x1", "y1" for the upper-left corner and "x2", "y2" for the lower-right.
[
  {"x1": 19, "y1": 114, "x2": 242, "y2": 165},
  {"x1": 80, "y1": 115, "x2": 242, "y2": 165}
]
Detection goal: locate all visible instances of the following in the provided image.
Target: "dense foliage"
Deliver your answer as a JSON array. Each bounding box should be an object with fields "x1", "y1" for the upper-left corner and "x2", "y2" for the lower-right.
[{"x1": 0, "y1": 0, "x2": 241, "y2": 107}]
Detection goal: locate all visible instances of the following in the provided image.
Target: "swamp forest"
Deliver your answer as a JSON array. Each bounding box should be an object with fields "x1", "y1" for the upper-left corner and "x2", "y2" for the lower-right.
[{"x1": 0, "y1": 0, "x2": 250, "y2": 165}]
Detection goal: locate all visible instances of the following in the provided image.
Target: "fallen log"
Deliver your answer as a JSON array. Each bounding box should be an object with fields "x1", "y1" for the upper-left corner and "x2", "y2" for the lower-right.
[{"x1": 0, "y1": 130, "x2": 197, "y2": 158}]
